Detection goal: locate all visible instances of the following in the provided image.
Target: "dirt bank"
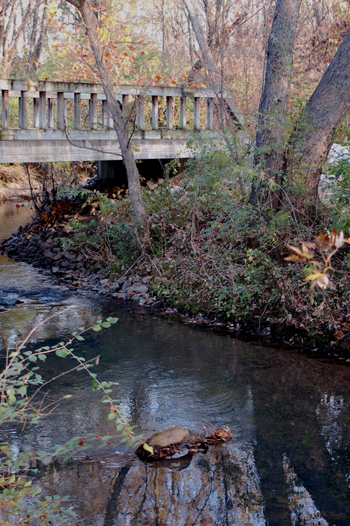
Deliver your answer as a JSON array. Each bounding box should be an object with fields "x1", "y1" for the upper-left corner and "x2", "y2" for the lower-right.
[{"x1": 0, "y1": 164, "x2": 41, "y2": 200}]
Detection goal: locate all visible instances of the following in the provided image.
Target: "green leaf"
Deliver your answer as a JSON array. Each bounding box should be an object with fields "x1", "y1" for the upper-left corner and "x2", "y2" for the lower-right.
[
  {"x1": 108, "y1": 412, "x2": 116, "y2": 420},
  {"x1": 108, "y1": 317, "x2": 118, "y2": 324},
  {"x1": 17, "y1": 386, "x2": 27, "y2": 397},
  {"x1": 55, "y1": 348, "x2": 68, "y2": 358},
  {"x1": 101, "y1": 322, "x2": 111, "y2": 328},
  {"x1": 8, "y1": 394, "x2": 16, "y2": 406},
  {"x1": 38, "y1": 354, "x2": 47, "y2": 361},
  {"x1": 92, "y1": 325, "x2": 102, "y2": 332},
  {"x1": 76, "y1": 335, "x2": 85, "y2": 341},
  {"x1": 28, "y1": 355, "x2": 37, "y2": 362},
  {"x1": 63, "y1": 395, "x2": 73, "y2": 399},
  {"x1": 143, "y1": 443, "x2": 154, "y2": 455}
]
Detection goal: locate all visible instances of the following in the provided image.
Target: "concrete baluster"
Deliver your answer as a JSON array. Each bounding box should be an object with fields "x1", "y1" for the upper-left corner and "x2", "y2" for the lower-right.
[
  {"x1": 39, "y1": 91, "x2": 46, "y2": 128},
  {"x1": 108, "y1": 103, "x2": 114, "y2": 128},
  {"x1": 207, "y1": 98, "x2": 214, "y2": 130},
  {"x1": 102, "y1": 99, "x2": 112, "y2": 128},
  {"x1": 2, "y1": 90, "x2": 9, "y2": 129},
  {"x1": 33, "y1": 97, "x2": 39, "y2": 128},
  {"x1": 180, "y1": 95, "x2": 187, "y2": 130},
  {"x1": 152, "y1": 95, "x2": 159, "y2": 130},
  {"x1": 122, "y1": 94, "x2": 129, "y2": 118},
  {"x1": 194, "y1": 97, "x2": 200, "y2": 130},
  {"x1": 166, "y1": 96, "x2": 173, "y2": 130},
  {"x1": 137, "y1": 96, "x2": 144, "y2": 130},
  {"x1": 74, "y1": 93, "x2": 81, "y2": 129},
  {"x1": 64, "y1": 98, "x2": 68, "y2": 127},
  {"x1": 89, "y1": 93, "x2": 98, "y2": 129},
  {"x1": 47, "y1": 98, "x2": 54, "y2": 128},
  {"x1": 19, "y1": 91, "x2": 28, "y2": 129},
  {"x1": 57, "y1": 92, "x2": 64, "y2": 129}
]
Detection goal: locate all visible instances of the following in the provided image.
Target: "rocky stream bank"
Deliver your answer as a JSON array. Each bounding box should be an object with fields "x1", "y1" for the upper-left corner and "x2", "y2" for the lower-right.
[
  {"x1": 2, "y1": 193, "x2": 350, "y2": 363},
  {"x1": 0, "y1": 198, "x2": 156, "y2": 308},
  {"x1": 0, "y1": 206, "x2": 242, "y2": 331}
]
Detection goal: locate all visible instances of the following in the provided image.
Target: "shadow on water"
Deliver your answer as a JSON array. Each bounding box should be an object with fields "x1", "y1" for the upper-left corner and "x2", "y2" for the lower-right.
[{"x1": 1, "y1": 202, "x2": 350, "y2": 525}]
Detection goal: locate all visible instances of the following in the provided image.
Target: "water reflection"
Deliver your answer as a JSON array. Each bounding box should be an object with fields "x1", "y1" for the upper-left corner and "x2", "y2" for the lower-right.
[
  {"x1": 5, "y1": 317, "x2": 350, "y2": 526},
  {"x1": 0, "y1": 200, "x2": 34, "y2": 240}
]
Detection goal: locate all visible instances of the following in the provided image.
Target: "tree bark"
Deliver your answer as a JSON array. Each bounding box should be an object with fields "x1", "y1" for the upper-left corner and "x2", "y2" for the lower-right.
[
  {"x1": 287, "y1": 28, "x2": 350, "y2": 213},
  {"x1": 27, "y1": 0, "x2": 49, "y2": 75},
  {"x1": 184, "y1": 0, "x2": 245, "y2": 127},
  {"x1": 251, "y1": 0, "x2": 302, "y2": 209},
  {"x1": 65, "y1": 0, "x2": 148, "y2": 232},
  {"x1": 184, "y1": 0, "x2": 246, "y2": 195}
]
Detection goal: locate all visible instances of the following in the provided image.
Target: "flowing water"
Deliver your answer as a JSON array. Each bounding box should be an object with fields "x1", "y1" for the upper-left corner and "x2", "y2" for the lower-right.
[{"x1": 1, "y1": 202, "x2": 350, "y2": 526}]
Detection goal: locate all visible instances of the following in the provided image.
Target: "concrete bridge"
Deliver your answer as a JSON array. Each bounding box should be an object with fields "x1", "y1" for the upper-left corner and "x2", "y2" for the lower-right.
[{"x1": 0, "y1": 79, "x2": 238, "y2": 165}]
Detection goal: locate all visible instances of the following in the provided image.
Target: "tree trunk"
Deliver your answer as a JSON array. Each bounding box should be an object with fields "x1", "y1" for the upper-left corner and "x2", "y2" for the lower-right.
[
  {"x1": 251, "y1": 0, "x2": 302, "y2": 209},
  {"x1": 65, "y1": 0, "x2": 148, "y2": 233},
  {"x1": 27, "y1": 0, "x2": 48, "y2": 75},
  {"x1": 184, "y1": 0, "x2": 245, "y2": 127},
  {"x1": 184, "y1": 0, "x2": 246, "y2": 195},
  {"x1": 286, "y1": 28, "x2": 350, "y2": 214}
]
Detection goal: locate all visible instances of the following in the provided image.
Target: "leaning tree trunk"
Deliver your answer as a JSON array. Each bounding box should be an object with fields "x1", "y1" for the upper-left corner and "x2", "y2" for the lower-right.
[
  {"x1": 286, "y1": 28, "x2": 350, "y2": 216},
  {"x1": 251, "y1": 0, "x2": 302, "y2": 209},
  {"x1": 184, "y1": 0, "x2": 245, "y2": 127},
  {"x1": 184, "y1": 0, "x2": 246, "y2": 195},
  {"x1": 66, "y1": 0, "x2": 148, "y2": 233}
]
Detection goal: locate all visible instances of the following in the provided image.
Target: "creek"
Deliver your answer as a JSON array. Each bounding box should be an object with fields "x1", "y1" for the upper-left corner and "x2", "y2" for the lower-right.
[{"x1": 1, "y1": 201, "x2": 350, "y2": 526}]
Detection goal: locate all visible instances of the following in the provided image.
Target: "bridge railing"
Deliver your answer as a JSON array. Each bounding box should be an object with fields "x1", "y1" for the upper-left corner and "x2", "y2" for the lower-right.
[{"x1": 0, "y1": 79, "x2": 220, "y2": 133}]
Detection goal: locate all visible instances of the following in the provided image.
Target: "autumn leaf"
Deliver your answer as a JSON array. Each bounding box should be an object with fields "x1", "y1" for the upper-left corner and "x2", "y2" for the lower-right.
[
  {"x1": 305, "y1": 271, "x2": 330, "y2": 290},
  {"x1": 312, "y1": 230, "x2": 350, "y2": 251},
  {"x1": 285, "y1": 243, "x2": 314, "y2": 262},
  {"x1": 335, "y1": 330, "x2": 345, "y2": 340}
]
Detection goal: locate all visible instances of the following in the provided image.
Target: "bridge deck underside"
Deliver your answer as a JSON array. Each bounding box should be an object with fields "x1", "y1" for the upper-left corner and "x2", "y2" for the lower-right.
[{"x1": 0, "y1": 129, "x2": 222, "y2": 163}]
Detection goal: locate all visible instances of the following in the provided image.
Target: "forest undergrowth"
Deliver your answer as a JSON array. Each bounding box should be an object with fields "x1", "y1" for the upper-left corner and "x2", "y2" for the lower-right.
[
  {"x1": 3, "y1": 149, "x2": 350, "y2": 355},
  {"x1": 49, "y1": 146, "x2": 350, "y2": 356}
]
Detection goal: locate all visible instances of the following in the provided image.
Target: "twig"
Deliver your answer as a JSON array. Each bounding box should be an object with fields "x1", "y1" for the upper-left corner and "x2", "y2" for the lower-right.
[
  {"x1": 24, "y1": 163, "x2": 40, "y2": 213},
  {"x1": 118, "y1": 255, "x2": 144, "y2": 281},
  {"x1": 64, "y1": 124, "x2": 122, "y2": 158}
]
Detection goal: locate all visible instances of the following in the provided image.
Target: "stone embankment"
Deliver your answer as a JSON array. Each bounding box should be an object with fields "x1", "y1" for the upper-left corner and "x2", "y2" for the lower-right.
[{"x1": 0, "y1": 199, "x2": 156, "y2": 307}]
